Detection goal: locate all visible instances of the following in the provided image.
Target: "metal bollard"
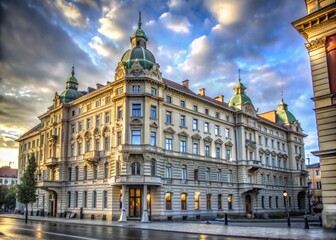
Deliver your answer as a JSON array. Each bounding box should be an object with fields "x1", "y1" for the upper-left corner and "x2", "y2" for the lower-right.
[
  {"x1": 224, "y1": 213, "x2": 228, "y2": 225},
  {"x1": 304, "y1": 215, "x2": 309, "y2": 229}
]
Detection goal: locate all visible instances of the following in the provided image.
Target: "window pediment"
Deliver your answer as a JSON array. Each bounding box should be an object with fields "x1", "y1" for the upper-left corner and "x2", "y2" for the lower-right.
[
  {"x1": 130, "y1": 119, "x2": 143, "y2": 126},
  {"x1": 203, "y1": 136, "x2": 213, "y2": 143},
  {"x1": 215, "y1": 138, "x2": 223, "y2": 145},
  {"x1": 191, "y1": 133, "x2": 202, "y2": 140},
  {"x1": 225, "y1": 141, "x2": 233, "y2": 147},
  {"x1": 178, "y1": 131, "x2": 188, "y2": 137},
  {"x1": 150, "y1": 122, "x2": 158, "y2": 129}
]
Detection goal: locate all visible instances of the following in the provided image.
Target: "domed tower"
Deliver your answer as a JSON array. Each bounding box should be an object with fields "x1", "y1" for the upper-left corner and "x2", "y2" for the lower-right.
[
  {"x1": 228, "y1": 74, "x2": 254, "y2": 111},
  {"x1": 115, "y1": 12, "x2": 161, "y2": 82},
  {"x1": 121, "y1": 12, "x2": 156, "y2": 70},
  {"x1": 276, "y1": 98, "x2": 297, "y2": 125},
  {"x1": 59, "y1": 66, "x2": 83, "y2": 103}
]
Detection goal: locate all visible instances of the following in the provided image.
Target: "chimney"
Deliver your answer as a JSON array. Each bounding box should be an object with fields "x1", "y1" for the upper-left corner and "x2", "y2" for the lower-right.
[
  {"x1": 182, "y1": 79, "x2": 189, "y2": 88},
  {"x1": 199, "y1": 88, "x2": 205, "y2": 96},
  {"x1": 214, "y1": 95, "x2": 224, "y2": 102}
]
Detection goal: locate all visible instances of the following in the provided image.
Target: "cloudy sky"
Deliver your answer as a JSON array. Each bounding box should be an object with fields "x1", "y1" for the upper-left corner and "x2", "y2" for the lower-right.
[{"x1": 0, "y1": 0, "x2": 319, "y2": 168}]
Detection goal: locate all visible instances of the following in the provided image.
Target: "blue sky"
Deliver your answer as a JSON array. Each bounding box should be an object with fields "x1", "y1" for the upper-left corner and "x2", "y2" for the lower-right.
[{"x1": 0, "y1": 0, "x2": 319, "y2": 168}]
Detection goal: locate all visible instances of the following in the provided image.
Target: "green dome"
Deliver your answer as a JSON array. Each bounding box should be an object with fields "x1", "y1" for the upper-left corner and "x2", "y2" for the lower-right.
[
  {"x1": 121, "y1": 47, "x2": 156, "y2": 69},
  {"x1": 228, "y1": 94, "x2": 252, "y2": 107},
  {"x1": 67, "y1": 75, "x2": 78, "y2": 85},
  {"x1": 276, "y1": 99, "x2": 296, "y2": 124},
  {"x1": 60, "y1": 89, "x2": 83, "y2": 103}
]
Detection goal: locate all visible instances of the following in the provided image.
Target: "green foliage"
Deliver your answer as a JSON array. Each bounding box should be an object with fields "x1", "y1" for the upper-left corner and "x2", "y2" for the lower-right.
[
  {"x1": 16, "y1": 155, "x2": 37, "y2": 205},
  {"x1": 0, "y1": 185, "x2": 16, "y2": 211}
]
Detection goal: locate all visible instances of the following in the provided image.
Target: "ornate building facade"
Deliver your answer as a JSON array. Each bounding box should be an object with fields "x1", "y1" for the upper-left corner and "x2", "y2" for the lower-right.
[
  {"x1": 17, "y1": 16, "x2": 307, "y2": 221},
  {"x1": 292, "y1": 0, "x2": 336, "y2": 229}
]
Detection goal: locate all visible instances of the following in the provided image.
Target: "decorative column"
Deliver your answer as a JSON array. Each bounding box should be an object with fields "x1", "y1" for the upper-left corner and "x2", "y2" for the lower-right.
[
  {"x1": 141, "y1": 184, "x2": 149, "y2": 222},
  {"x1": 119, "y1": 184, "x2": 127, "y2": 222}
]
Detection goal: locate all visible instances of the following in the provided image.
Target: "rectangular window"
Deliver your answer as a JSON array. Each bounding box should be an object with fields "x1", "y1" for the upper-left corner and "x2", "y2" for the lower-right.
[
  {"x1": 181, "y1": 193, "x2": 187, "y2": 210},
  {"x1": 105, "y1": 96, "x2": 111, "y2": 104},
  {"x1": 216, "y1": 147, "x2": 221, "y2": 158},
  {"x1": 193, "y1": 105, "x2": 198, "y2": 112},
  {"x1": 265, "y1": 137, "x2": 268, "y2": 147},
  {"x1": 205, "y1": 167, "x2": 210, "y2": 181},
  {"x1": 181, "y1": 165, "x2": 187, "y2": 180},
  {"x1": 215, "y1": 125, "x2": 220, "y2": 136},
  {"x1": 206, "y1": 194, "x2": 211, "y2": 210},
  {"x1": 116, "y1": 87, "x2": 123, "y2": 95},
  {"x1": 117, "y1": 106, "x2": 123, "y2": 119},
  {"x1": 83, "y1": 191, "x2": 87, "y2": 208},
  {"x1": 166, "y1": 111, "x2": 172, "y2": 124},
  {"x1": 165, "y1": 138, "x2": 173, "y2": 151},
  {"x1": 132, "y1": 104, "x2": 141, "y2": 117},
  {"x1": 193, "y1": 143, "x2": 199, "y2": 155},
  {"x1": 93, "y1": 165, "x2": 98, "y2": 180},
  {"x1": 83, "y1": 166, "x2": 87, "y2": 180},
  {"x1": 105, "y1": 111, "x2": 110, "y2": 123},
  {"x1": 78, "y1": 121, "x2": 82, "y2": 131},
  {"x1": 216, "y1": 112, "x2": 220, "y2": 118},
  {"x1": 282, "y1": 143, "x2": 285, "y2": 151},
  {"x1": 271, "y1": 139, "x2": 274, "y2": 148},
  {"x1": 68, "y1": 167, "x2": 72, "y2": 181},
  {"x1": 150, "y1": 131, "x2": 156, "y2": 146},
  {"x1": 226, "y1": 148, "x2": 231, "y2": 160},
  {"x1": 193, "y1": 119, "x2": 198, "y2": 130},
  {"x1": 225, "y1": 128, "x2": 230, "y2": 138},
  {"x1": 96, "y1": 99, "x2": 101, "y2": 107},
  {"x1": 180, "y1": 115, "x2": 186, "y2": 127},
  {"x1": 68, "y1": 192, "x2": 71, "y2": 208},
  {"x1": 166, "y1": 95, "x2": 172, "y2": 103},
  {"x1": 228, "y1": 170, "x2": 233, "y2": 183},
  {"x1": 218, "y1": 194, "x2": 222, "y2": 210},
  {"x1": 180, "y1": 140, "x2": 187, "y2": 153},
  {"x1": 151, "y1": 87, "x2": 157, "y2": 96},
  {"x1": 180, "y1": 100, "x2": 185, "y2": 107},
  {"x1": 71, "y1": 124, "x2": 75, "y2": 134},
  {"x1": 194, "y1": 169, "x2": 199, "y2": 181},
  {"x1": 104, "y1": 163, "x2": 109, "y2": 179},
  {"x1": 205, "y1": 145, "x2": 210, "y2": 157},
  {"x1": 166, "y1": 164, "x2": 172, "y2": 178},
  {"x1": 228, "y1": 194, "x2": 233, "y2": 209},
  {"x1": 75, "y1": 166, "x2": 79, "y2": 181},
  {"x1": 104, "y1": 137, "x2": 110, "y2": 150},
  {"x1": 315, "y1": 170, "x2": 319, "y2": 176},
  {"x1": 75, "y1": 191, "x2": 78, "y2": 207},
  {"x1": 117, "y1": 132, "x2": 122, "y2": 146},
  {"x1": 217, "y1": 169, "x2": 222, "y2": 182},
  {"x1": 195, "y1": 193, "x2": 200, "y2": 210},
  {"x1": 86, "y1": 118, "x2": 91, "y2": 129},
  {"x1": 95, "y1": 115, "x2": 100, "y2": 126},
  {"x1": 205, "y1": 108, "x2": 209, "y2": 115},
  {"x1": 150, "y1": 106, "x2": 157, "y2": 119},
  {"x1": 92, "y1": 191, "x2": 97, "y2": 208},
  {"x1": 258, "y1": 136, "x2": 262, "y2": 145},
  {"x1": 103, "y1": 191, "x2": 108, "y2": 208},
  {"x1": 132, "y1": 85, "x2": 140, "y2": 93},
  {"x1": 131, "y1": 130, "x2": 141, "y2": 145},
  {"x1": 204, "y1": 122, "x2": 209, "y2": 133},
  {"x1": 166, "y1": 193, "x2": 172, "y2": 210}
]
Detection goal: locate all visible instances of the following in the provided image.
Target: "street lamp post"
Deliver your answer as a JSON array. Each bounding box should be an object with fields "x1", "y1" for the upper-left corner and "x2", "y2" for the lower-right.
[{"x1": 283, "y1": 191, "x2": 291, "y2": 227}]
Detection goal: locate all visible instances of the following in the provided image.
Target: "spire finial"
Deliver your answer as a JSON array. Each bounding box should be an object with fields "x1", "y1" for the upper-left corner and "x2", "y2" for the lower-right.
[
  {"x1": 238, "y1": 69, "x2": 241, "y2": 82},
  {"x1": 138, "y1": 11, "x2": 142, "y2": 29},
  {"x1": 72, "y1": 66, "x2": 75, "y2": 76},
  {"x1": 281, "y1": 76, "x2": 284, "y2": 101}
]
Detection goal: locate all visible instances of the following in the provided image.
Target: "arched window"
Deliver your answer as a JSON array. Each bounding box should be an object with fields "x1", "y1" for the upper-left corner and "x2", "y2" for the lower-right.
[
  {"x1": 165, "y1": 192, "x2": 172, "y2": 210},
  {"x1": 269, "y1": 196, "x2": 272, "y2": 208},
  {"x1": 83, "y1": 165, "x2": 87, "y2": 180},
  {"x1": 104, "y1": 162, "x2": 109, "y2": 178},
  {"x1": 131, "y1": 162, "x2": 141, "y2": 175},
  {"x1": 151, "y1": 159, "x2": 156, "y2": 176},
  {"x1": 261, "y1": 196, "x2": 265, "y2": 208}
]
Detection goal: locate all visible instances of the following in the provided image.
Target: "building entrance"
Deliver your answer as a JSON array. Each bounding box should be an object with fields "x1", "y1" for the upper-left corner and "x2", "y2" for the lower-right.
[
  {"x1": 245, "y1": 194, "x2": 252, "y2": 214},
  {"x1": 129, "y1": 188, "x2": 141, "y2": 217}
]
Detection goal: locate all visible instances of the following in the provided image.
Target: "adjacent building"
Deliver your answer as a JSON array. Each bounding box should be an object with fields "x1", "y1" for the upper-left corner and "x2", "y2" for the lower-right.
[
  {"x1": 292, "y1": 0, "x2": 336, "y2": 229},
  {"x1": 0, "y1": 166, "x2": 18, "y2": 186},
  {"x1": 306, "y1": 162, "x2": 323, "y2": 213},
  {"x1": 17, "y1": 15, "x2": 308, "y2": 221}
]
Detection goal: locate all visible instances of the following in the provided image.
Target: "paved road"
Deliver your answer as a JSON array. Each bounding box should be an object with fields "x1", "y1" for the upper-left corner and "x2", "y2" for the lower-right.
[{"x1": 0, "y1": 217, "x2": 252, "y2": 240}]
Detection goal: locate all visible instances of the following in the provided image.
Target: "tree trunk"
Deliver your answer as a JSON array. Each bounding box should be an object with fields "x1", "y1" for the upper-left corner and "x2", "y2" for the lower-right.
[{"x1": 25, "y1": 203, "x2": 28, "y2": 224}]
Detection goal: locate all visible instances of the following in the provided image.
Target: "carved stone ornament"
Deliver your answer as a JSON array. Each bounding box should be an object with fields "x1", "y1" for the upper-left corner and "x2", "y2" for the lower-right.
[
  {"x1": 163, "y1": 127, "x2": 176, "y2": 134},
  {"x1": 225, "y1": 141, "x2": 233, "y2": 147},
  {"x1": 115, "y1": 62, "x2": 126, "y2": 80},
  {"x1": 122, "y1": 153, "x2": 129, "y2": 162},
  {"x1": 93, "y1": 127, "x2": 101, "y2": 139},
  {"x1": 130, "y1": 119, "x2": 143, "y2": 126},
  {"x1": 178, "y1": 131, "x2": 189, "y2": 137},
  {"x1": 244, "y1": 102, "x2": 256, "y2": 115},
  {"x1": 84, "y1": 131, "x2": 91, "y2": 141},
  {"x1": 150, "y1": 63, "x2": 162, "y2": 81},
  {"x1": 259, "y1": 148, "x2": 265, "y2": 154},
  {"x1": 130, "y1": 59, "x2": 144, "y2": 77},
  {"x1": 76, "y1": 135, "x2": 83, "y2": 143},
  {"x1": 305, "y1": 37, "x2": 327, "y2": 51},
  {"x1": 191, "y1": 133, "x2": 202, "y2": 140},
  {"x1": 265, "y1": 149, "x2": 270, "y2": 155},
  {"x1": 215, "y1": 138, "x2": 223, "y2": 145},
  {"x1": 203, "y1": 136, "x2": 213, "y2": 143},
  {"x1": 271, "y1": 151, "x2": 277, "y2": 157},
  {"x1": 150, "y1": 122, "x2": 158, "y2": 129}
]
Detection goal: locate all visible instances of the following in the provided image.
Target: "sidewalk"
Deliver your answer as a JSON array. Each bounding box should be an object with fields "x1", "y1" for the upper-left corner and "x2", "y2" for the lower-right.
[{"x1": 1, "y1": 214, "x2": 335, "y2": 240}]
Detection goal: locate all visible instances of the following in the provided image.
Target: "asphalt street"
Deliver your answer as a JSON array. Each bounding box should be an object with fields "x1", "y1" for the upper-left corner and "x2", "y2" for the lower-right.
[{"x1": 0, "y1": 217, "x2": 253, "y2": 240}]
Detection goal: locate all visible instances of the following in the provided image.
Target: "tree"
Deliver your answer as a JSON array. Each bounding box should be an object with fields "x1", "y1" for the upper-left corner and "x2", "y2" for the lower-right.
[{"x1": 16, "y1": 155, "x2": 37, "y2": 223}]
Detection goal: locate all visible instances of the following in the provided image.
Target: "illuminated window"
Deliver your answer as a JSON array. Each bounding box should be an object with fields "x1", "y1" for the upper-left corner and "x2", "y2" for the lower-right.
[
  {"x1": 181, "y1": 193, "x2": 187, "y2": 210},
  {"x1": 166, "y1": 193, "x2": 172, "y2": 210}
]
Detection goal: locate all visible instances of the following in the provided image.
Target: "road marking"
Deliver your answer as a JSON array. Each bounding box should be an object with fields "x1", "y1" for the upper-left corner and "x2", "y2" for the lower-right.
[{"x1": 14, "y1": 227, "x2": 98, "y2": 240}]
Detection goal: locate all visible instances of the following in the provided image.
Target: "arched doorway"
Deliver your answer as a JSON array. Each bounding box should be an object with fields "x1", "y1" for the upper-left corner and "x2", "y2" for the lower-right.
[
  {"x1": 245, "y1": 194, "x2": 252, "y2": 214},
  {"x1": 298, "y1": 191, "x2": 306, "y2": 210}
]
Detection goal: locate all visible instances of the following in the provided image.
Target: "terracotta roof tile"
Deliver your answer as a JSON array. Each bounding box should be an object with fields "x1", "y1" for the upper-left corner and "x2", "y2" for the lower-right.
[{"x1": 0, "y1": 168, "x2": 18, "y2": 178}]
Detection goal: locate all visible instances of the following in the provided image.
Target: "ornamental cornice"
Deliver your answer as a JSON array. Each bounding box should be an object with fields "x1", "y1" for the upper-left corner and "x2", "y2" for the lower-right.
[{"x1": 305, "y1": 36, "x2": 327, "y2": 51}]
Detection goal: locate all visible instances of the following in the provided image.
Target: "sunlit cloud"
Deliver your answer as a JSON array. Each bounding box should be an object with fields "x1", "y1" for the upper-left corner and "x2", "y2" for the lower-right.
[
  {"x1": 159, "y1": 12, "x2": 191, "y2": 34},
  {"x1": 54, "y1": 0, "x2": 89, "y2": 27},
  {"x1": 89, "y1": 36, "x2": 111, "y2": 57},
  {"x1": 205, "y1": 0, "x2": 242, "y2": 25}
]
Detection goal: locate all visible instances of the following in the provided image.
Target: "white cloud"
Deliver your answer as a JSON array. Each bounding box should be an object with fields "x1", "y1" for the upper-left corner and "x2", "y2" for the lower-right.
[
  {"x1": 159, "y1": 12, "x2": 191, "y2": 34},
  {"x1": 205, "y1": 0, "x2": 242, "y2": 25},
  {"x1": 88, "y1": 36, "x2": 111, "y2": 57},
  {"x1": 54, "y1": 0, "x2": 89, "y2": 27}
]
